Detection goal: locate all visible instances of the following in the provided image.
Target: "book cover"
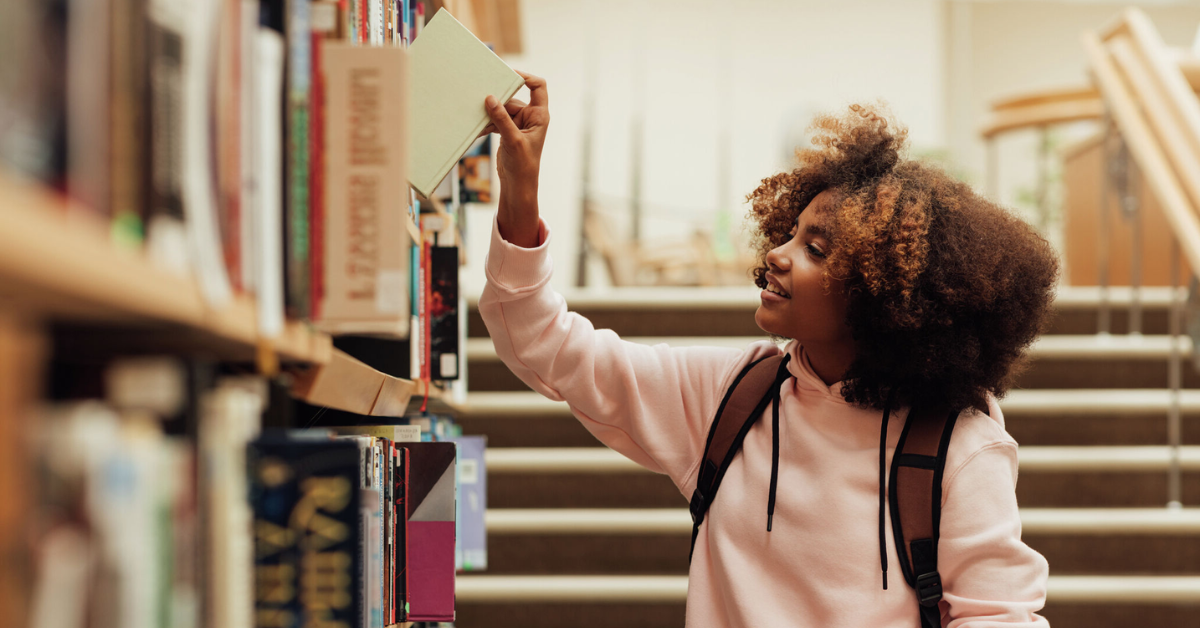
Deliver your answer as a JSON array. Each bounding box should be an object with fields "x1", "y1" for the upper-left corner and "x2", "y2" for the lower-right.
[
  {"x1": 457, "y1": 135, "x2": 492, "y2": 203},
  {"x1": 450, "y1": 435, "x2": 486, "y2": 571},
  {"x1": 318, "y1": 43, "x2": 411, "y2": 336},
  {"x1": 429, "y1": 245, "x2": 460, "y2": 380},
  {"x1": 249, "y1": 439, "x2": 362, "y2": 628},
  {"x1": 330, "y1": 425, "x2": 423, "y2": 442},
  {"x1": 405, "y1": 441, "x2": 456, "y2": 622},
  {"x1": 407, "y1": 8, "x2": 523, "y2": 198},
  {"x1": 393, "y1": 446, "x2": 410, "y2": 621}
]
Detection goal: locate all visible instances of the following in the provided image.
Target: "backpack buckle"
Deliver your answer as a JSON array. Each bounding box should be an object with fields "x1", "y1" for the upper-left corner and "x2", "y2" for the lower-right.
[
  {"x1": 689, "y1": 488, "x2": 707, "y2": 526},
  {"x1": 915, "y1": 572, "x2": 943, "y2": 607}
]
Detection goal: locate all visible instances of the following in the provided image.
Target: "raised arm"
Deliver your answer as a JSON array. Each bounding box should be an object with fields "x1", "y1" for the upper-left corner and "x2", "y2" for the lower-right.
[{"x1": 476, "y1": 74, "x2": 763, "y2": 491}]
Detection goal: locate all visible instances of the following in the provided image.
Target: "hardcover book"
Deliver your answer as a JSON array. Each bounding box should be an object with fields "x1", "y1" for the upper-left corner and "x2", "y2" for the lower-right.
[
  {"x1": 451, "y1": 435, "x2": 486, "y2": 571},
  {"x1": 429, "y1": 245, "x2": 460, "y2": 380},
  {"x1": 393, "y1": 447, "x2": 410, "y2": 621},
  {"x1": 405, "y1": 441, "x2": 457, "y2": 622},
  {"x1": 407, "y1": 8, "x2": 522, "y2": 198},
  {"x1": 318, "y1": 43, "x2": 412, "y2": 336},
  {"x1": 248, "y1": 438, "x2": 362, "y2": 628}
]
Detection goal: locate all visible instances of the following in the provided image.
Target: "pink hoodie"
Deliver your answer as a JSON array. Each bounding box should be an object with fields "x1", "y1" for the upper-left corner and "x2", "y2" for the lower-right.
[{"x1": 478, "y1": 217, "x2": 1050, "y2": 627}]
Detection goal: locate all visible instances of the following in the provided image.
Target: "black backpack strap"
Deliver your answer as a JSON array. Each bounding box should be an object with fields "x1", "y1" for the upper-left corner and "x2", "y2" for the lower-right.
[
  {"x1": 889, "y1": 403, "x2": 959, "y2": 628},
  {"x1": 688, "y1": 354, "x2": 791, "y2": 561}
]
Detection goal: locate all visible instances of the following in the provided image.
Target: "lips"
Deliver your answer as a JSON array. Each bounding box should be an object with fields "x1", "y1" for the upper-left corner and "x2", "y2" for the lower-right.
[{"x1": 764, "y1": 275, "x2": 791, "y2": 299}]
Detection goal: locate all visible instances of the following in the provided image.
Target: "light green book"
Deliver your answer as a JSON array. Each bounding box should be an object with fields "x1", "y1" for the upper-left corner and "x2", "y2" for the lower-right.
[{"x1": 408, "y1": 8, "x2": 523, "y2": 198}]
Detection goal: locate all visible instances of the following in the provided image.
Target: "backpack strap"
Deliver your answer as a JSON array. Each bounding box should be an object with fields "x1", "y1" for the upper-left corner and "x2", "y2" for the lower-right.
[
  {"x1": 688, "y1": 354, "x2": 790, "y2": 561},
  {"x1": 888, "y1": 403, "x2": 960, "y2": 628}
]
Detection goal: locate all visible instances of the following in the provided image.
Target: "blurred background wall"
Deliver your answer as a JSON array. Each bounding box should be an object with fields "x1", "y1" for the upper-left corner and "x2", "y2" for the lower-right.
[{"x1": 463, "y1": 0, "x2": 1200, "y2": 296}]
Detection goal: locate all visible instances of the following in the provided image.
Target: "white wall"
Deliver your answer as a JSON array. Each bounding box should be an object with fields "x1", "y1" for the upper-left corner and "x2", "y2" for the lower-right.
[
  {"x1": 465, "y1": 0, "x2": 1200, "y2": 297},
  {"x1": 466, "y1": 0, "x2": 947, "y2": 296}
]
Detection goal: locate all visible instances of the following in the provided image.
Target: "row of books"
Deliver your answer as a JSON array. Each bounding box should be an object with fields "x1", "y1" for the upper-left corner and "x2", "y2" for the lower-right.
[
  {"x1": 0, "y1": 0, "x2": 499, "y2": 377},
  {"x1": 26, "y1": 356, "x2": 487, "y2": 628}
]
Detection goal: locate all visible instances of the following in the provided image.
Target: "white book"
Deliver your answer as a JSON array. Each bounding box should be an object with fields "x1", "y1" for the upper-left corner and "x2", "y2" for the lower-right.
[
  {"x1": 256, "y1": 29, "x2": 287, "y2": 337},
  {"x1": 182, "y1": 0, "x2": 234, "y2": 307},
  {"x1": 407, "y1": 8, "x2": 523, "y2": 198},
  {"x1": 239, "y1": 0, "x2": 260, "y2": 293}
]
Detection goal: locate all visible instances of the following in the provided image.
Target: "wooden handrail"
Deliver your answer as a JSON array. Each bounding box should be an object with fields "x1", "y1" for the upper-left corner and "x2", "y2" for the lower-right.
[{"x1": 1083, "y1": 27, "x2": 1200, "y2": 278}]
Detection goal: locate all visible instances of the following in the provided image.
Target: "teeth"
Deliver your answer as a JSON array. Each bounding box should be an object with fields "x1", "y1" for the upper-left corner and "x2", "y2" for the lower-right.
[{"x1": 766, "y1": 283, "x2": 789, "y2": 298}]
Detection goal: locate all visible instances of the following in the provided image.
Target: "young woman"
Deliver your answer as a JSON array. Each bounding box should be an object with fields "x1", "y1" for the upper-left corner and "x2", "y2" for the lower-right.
[{"x1": 477, "y1": 74, "x2": 1056, "y2": 627}]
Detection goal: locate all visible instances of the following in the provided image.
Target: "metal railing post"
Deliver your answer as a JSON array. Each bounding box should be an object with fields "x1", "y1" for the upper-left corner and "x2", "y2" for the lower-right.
[
  {"x1": 1127, "y1": 159, "x2": 1143, "y2": 336},
  {"x1": 1168, "y1": 241, "x2": 1183, "y2": 509},
  {"x1": 1098, "y1": 118, "x2": 1113, "y2": 335}
]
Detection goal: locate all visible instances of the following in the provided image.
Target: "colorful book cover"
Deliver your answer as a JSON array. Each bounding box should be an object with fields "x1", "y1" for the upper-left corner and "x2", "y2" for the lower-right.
[
  {"x1": 430, "y1": 245, "x2": 459, "y2": 380},
  {"x1": 405, "y1": 441, "x2": 456, "y2": 622},
  {"x1": 457, "y1": 135, "x2": 492, "y2": 203},
  {"x1": 450, "y1": 435, "x2": 486, "y2": 572},
  {"x1": 248, "y1": 438, "x2": 362, "y2": 628}
]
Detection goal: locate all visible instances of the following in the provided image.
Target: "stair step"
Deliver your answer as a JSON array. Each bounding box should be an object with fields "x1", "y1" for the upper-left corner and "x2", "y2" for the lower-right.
[
  {"x1": 483, "y1": 529, "x2": 1200, "y2": 576},
  {"x1": 488, "y1": 469, "x2": 1200, "y2": 509},
  {"x1": 483, "y1": 507, "x2": 1200, "y2": 535},
  {"x1": 461, "y1": 389, "x2": 1200, "y2": 417},
  {"x1": 485, "y1": 446, "x2": 1200, "y2": 473},
  {"x1": 454, "y1": 574, "x2": 1200, "y2": 603},
  {"x1": 468, "y1": 286, "x2": 1186, "y2": 338},
  {"x1": 467, "y1": 334, "x2": 1195, "y2": 362},
  {"x1": 469, "y1": 285, "x2": 1185, "y2": 311}
]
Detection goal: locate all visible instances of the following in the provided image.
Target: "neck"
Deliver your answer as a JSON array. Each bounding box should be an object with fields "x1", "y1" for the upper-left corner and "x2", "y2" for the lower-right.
[{"x1": 802, "y1": 340, "x2": 857, "y2": 386}]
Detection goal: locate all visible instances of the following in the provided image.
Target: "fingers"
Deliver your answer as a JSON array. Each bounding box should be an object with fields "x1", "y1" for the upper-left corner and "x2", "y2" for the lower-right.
[
  {"x1": 504, "y1": 99, "x2": 527, "y2": 116},
  {"x1": 484, "y1": 94, "x2": 522, "y2": 142},
  {"x1": 516, "y1": 70, "x2": 548, "y2": 108},
  {"x1": 477, "y1": 123, "x2": 496, "y2": 139}
]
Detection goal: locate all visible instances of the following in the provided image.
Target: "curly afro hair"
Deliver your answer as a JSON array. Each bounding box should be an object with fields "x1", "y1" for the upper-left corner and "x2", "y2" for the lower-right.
[{"x1": 747, "y1": 103, "x2": 1060, "y2": 413}]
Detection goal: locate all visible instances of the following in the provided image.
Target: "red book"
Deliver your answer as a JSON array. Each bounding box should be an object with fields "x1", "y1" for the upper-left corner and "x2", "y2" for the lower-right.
[{"x1": 309, "y1": 33, "x2": 325, "y2": 320}]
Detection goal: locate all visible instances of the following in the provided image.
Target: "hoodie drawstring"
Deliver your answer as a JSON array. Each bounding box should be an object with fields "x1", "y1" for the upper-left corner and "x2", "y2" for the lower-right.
[
  {"x1": 878, "y1": 389, "x2": 897, "y2": 591},
  {"x1": 766, "y1": 355, "x2": 792, "y2": 533}
]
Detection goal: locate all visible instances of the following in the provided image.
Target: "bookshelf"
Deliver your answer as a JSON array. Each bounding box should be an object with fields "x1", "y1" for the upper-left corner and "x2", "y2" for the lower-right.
[
  {"x1": 0, "y1": 172, "x2": 329, "y2": 365},
  {"x1": 0, "y1": 1, "x2": 512, "y2": 626}
]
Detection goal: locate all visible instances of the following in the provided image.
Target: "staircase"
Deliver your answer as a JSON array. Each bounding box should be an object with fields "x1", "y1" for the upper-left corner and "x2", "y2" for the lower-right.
[{"x1": 451, "y1": 285, "x2": 1200, "y2": 628}]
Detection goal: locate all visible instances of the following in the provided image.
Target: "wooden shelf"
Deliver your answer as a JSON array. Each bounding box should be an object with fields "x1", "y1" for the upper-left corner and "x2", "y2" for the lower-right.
[
  {"x1": 0, "y1": 174, "x2": 330, "y2": 364},
  {"x1": 0, "y1": 174, "x2": 445, "y2": 419}
]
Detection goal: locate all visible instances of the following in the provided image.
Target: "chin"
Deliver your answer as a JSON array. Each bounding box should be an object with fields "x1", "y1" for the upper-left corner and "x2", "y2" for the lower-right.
[{"x1": 754, "y1": 306, "x2": 781, "y2": 336}]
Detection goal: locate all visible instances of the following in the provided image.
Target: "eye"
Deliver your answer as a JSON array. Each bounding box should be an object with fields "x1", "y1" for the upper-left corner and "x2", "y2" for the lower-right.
[{"x1": 806, "y1": 242, "x2": 827, "y2": 259}]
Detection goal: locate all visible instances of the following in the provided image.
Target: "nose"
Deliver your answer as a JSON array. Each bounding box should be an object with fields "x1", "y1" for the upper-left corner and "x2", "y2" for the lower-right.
[{"x1": 766, "y1": 243, "x2": 789, "y2": 273}]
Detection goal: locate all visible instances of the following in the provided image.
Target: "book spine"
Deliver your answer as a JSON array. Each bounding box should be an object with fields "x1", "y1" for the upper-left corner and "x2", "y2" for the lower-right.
[
  {"x1": 285, "y1": 0, "x2": 312, "y2": 320},
  {"x1": 309, "y1": 32, "x2": 325, "y2": 320},
  {"x1": 217, "y1": 0, "x2": 244, "y2": 292},
  {"x1": 393, "y1": 447, "x2": 408, "y2": 621}
]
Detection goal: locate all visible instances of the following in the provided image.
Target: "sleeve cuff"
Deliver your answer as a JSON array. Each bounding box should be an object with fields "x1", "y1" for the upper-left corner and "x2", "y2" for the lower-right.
[{"x1": 485, "y1": 214, "x2": 553, "y2": 290}]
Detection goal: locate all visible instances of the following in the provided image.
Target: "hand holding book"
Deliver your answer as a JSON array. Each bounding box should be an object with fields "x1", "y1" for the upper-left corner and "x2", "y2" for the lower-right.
[{"x1": 483, "y1": 71, "x2": 549, "y2": 249}]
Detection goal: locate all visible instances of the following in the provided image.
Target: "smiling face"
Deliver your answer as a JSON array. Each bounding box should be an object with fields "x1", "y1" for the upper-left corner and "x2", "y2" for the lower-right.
[{"x1": 754, "y1": 189, "x2": 856, "y2": 382}]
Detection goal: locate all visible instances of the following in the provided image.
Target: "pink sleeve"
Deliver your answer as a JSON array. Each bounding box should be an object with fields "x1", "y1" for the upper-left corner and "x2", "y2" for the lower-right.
[
  {"x1": 476, "y1": 215, "x2": 753, "y2": 492},
  {"x1": 938, "y1": 441, "x2": 1050, "y2": 627}
]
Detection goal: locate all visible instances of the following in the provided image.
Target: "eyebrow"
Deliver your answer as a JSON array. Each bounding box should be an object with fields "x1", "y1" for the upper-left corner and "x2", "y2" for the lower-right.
[{"x1": 804, "y1": 223, "x2": 833, "y2": 240}]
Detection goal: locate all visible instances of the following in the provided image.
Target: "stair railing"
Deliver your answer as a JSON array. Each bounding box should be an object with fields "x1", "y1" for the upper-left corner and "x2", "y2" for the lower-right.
[{"x1": 1082, "y1": 7, "x2": 1200, "y2": 508}]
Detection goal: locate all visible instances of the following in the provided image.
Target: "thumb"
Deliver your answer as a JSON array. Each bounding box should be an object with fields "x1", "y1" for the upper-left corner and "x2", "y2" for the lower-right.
[{"x1": 485, "y1": 95, "x2": 522, "y2": 143}]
